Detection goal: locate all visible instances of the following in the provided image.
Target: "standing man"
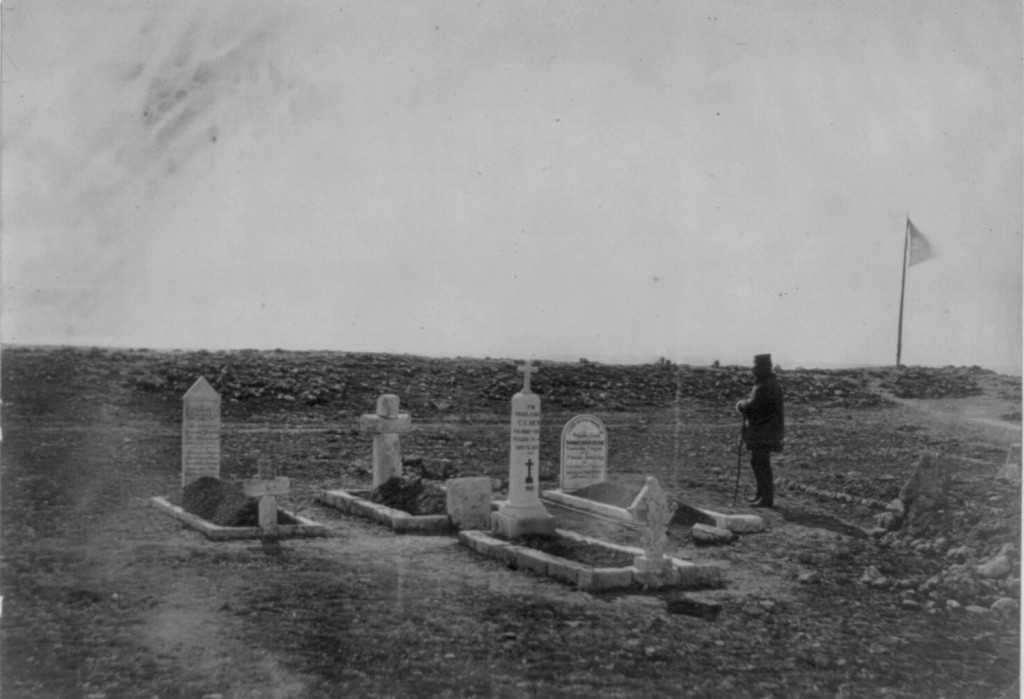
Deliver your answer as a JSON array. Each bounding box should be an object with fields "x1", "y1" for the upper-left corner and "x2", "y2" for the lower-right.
[{"x1": 735, "y1": 354, "x2": 785, "y2": 508}]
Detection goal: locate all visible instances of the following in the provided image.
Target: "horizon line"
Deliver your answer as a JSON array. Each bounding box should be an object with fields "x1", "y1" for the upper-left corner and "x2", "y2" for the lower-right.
[{"x1": 2, "y1": 341, "x2": 1019, "y2": 376}]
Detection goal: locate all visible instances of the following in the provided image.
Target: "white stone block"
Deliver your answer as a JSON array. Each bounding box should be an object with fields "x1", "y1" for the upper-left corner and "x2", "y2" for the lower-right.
[
  {"x1": 446, "y1": 477, "x2": 493, "y2": 530},
  {"x1": 377, "y1": 394, "x2": 401, "y2": 418}
]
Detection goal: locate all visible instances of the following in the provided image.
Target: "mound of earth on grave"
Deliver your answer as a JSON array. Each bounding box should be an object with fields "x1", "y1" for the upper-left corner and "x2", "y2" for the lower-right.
[
  {"x1": 369, "y1": 476, "x2": 447, "y2": 516},
  {"x1": 569, "y1": 481, "x2": 639, "y2": 508},
  {"x1": 669, "y1": 501, "x2": 718, "y2": 527},
  {"x1": 516, "y1": 534, "x2": 637, "y2": 568},
  {"x1": 177, "y1": 477, "x2": 298, "y2": 527}
]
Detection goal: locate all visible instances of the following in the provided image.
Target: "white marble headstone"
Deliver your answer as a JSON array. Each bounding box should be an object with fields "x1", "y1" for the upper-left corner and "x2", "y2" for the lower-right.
[
  {"x1": 560, "y1": 415, "x2": 608, "y2": 491},
  {"x1": 446, "y1": 476, "x2": 493, "y2": 530}
]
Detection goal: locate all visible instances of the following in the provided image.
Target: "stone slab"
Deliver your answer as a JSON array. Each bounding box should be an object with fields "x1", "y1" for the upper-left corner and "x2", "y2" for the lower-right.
[
  {"x1": 445, "y1": 476, "x2": 493, "y2": 530},
  {"x1": 666, "y1": 595, "x2": 723, "y2": 619},
  {"x1": 457, "y1": 529, "x2": 724, "y2": 592},
  {"x1": 318, "y1": 488, "x2": 453, "y2": 534},
  {"x1": 491, "y1": 506, "x2": 557, "y2": 539},
  {"x1": 151, "y1": 496, "x2": 328, "y2": 541},
  {"x1": 692, "y1": 523, "x2": 736, "y2": 546},
  {"x1": 578, "y1": 567, "x2": 635, "y2": 591},
  {"x1": 541, "y1": 489, "x2": 763, "y2": 533},
  {"x1": 540, "y1": 489, "x2": 639, "y2": 526},
  {"x1": 700, "y1": 509, "x2": 765, "y2": 533}
]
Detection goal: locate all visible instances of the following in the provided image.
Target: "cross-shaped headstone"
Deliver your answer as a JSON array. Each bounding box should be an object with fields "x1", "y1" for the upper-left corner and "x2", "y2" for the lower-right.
[
  {"x1": 243, "y1": 461, "x2": 290, "y2": 537},
  {"x1": 517, "y1": 360, "x2": 538, "y2": 394},
  {"x1": 359, "y1": 394, "x2": 412, "y2": 487}
]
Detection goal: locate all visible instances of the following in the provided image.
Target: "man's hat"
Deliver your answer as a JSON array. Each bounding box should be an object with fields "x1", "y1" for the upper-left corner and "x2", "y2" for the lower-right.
[{"x1": 754, "y1": 354, "x2": 772, "y2": 366}]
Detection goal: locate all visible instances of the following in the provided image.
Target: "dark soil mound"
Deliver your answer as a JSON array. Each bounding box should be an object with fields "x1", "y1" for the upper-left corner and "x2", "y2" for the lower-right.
[
  {"x1": 569, "y1": 481, "x2": 639, "y2": 509},
  {"x1": 180, "y1": 477, "x2": 295, "y2": 527},
  {"x1": 516, "y1": 534, "x2": 635, "y2": 568},
  {"x1": 369, "y1": 476, "x2": 447, "y2": 516}
]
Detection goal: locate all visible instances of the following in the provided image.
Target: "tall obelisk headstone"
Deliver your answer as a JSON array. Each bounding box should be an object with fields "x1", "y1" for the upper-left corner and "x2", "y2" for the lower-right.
[
  {"x1": 182, "y1": 377, "x2": 221, "y2": 487},
  {"x1": 492, "y1": 361, "x2": 556, "y2": 539}
]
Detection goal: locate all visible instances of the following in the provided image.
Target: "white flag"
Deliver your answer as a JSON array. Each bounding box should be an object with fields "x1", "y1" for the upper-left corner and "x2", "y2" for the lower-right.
[{"x1": 907, "y1": 218, "x2": 937, "y2": 266}]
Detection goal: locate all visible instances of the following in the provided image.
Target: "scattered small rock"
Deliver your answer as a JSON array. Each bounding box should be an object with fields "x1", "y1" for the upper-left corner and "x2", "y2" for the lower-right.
[
  {"x1": 945, "y1": 545, "x2": 971, "y2": 563},
  {"x1": 691, "y1": 523, "x2": 735, "y2": 546},
  {"x1": 990, "y1": 597, "x2": 1019, "y2": 616},
  {"x1": 860, "y1": 566, "x2": 887, "y2": 587},
  {"x1": 977, "y1": 554, "x2": 1012, "y2": 579},
  {"x1": 665, "y1": 595, "x2": 722, "y2": 619}
]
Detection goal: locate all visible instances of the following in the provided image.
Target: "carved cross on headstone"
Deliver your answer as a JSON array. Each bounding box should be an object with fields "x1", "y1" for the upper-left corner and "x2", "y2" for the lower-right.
[
  {"x1": 525, "y1": 458, "x2": 535, "y2": 484},
  {"x1": 243, "y1": 461, "x2": 290, "y2": 537},
  {"x1": 359, "y1": 394, "x2": 412, "y2": 487},
  {"x1": 517, "y1": 360, "x2": 538, "y2": 394}
]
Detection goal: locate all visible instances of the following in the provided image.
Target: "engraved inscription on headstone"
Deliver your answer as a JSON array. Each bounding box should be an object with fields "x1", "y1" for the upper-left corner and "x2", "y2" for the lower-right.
[
  {"x1": 492, "y1": 360, "x2": 556, "y2": 538},
  {"x1": 508, "y1": 361, "x2": 542, "y2": 505},
  {"x1": 560, "y1": 415, "x2": 608, "y2": 491},
  {"x1": 182, "y1": 377, "x2": 221, "y2": 487}
]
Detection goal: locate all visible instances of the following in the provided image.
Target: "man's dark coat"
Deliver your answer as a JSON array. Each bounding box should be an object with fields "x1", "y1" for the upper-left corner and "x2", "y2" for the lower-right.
[{"x1": 738, "y1": 373, "x2": 785, "y2": 451}]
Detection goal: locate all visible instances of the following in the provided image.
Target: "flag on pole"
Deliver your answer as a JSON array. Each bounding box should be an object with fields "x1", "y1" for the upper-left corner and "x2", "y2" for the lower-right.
[{"x1": 907, "y1": 218, "x2": 937, "y2": 266}]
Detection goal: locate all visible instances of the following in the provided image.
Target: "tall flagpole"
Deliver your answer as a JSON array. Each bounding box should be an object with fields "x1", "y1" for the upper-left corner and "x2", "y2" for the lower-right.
[{"x1": 896, "y1": 217, "x2": 910, "y2": 368}]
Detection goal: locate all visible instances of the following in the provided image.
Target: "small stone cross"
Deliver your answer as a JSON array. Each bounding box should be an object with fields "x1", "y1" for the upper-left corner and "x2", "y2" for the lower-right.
[
  {"x1": 525, "y1": 458, "x2": 535, "y2": 484},
  {"x1": 359, "y1": 394, "x2": 412, "y2": 487},
  {"x1": 517, "y1": 360, "x2": 538, "y2": 394},
  {"x1": 243, "y1": 461, "x2": 290, "y2": 537}
]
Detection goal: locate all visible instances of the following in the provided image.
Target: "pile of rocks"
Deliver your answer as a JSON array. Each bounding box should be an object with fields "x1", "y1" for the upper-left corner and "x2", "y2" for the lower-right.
[
  {"x1": 866, "y1": 454, "x2": 1020, "y2": 614},
  {"x1": 124, "y1": 349, "x2": 903, "y2": 419},
  {"x1": 879, "y1": 366, "x2": 985, "y2": 399},
  {"x1": 861, "y1": 541, "x2": 1019, "y2": 616}
]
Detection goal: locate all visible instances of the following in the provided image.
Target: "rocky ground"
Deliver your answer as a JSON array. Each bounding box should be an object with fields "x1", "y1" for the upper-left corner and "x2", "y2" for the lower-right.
[{"x1": 0, "y1": 346, "x2": 1020, "y2": 698}]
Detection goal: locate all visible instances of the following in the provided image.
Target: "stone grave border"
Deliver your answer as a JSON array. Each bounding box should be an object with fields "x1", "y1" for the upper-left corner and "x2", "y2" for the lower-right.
[
  {"x1": 540, "y1": 488, "x2": 764, "y2": 534},
  {"x1": 150, "y1": 496, "x2": 329, "y2": 541},
  {"x1": 318, "y1": 488, "x2": 454, "y2": 534},
  {"x1": 459, "y1": 528, "x2": 724, "y2": 592}
]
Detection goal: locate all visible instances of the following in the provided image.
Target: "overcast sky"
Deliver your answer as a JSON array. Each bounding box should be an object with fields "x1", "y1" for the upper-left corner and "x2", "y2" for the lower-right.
[{"x1": 3, "y1": 0, "x2": 1021, "y2": 372}]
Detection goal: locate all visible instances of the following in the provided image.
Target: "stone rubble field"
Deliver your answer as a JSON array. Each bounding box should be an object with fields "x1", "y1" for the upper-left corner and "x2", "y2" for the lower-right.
[{"x1": 1, "y1": 346, "x2": 1020, "y2": 698}]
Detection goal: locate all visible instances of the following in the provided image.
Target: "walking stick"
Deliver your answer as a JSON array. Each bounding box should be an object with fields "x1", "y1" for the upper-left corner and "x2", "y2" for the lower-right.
[{"x1": 732, "y1": 417, "x2": 745, "y2": 507}]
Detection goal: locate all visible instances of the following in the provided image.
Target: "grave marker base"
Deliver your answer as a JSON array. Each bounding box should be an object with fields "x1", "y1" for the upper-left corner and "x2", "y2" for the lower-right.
[
  {"x1": 151, "y1": 497, "x2": 328, "y2": 541},
  {"x1": 541, "y1": 487, "x2": 765, "y2": 533},
  {"x1": 491, "y1": 503, "x2": 556, "y2": 539},
  {"x1": 318, "y1": 488, "x2": 454, "y2": 534},
  {"x1": 460, "y1": 529, "x2": 725, "y2": 591}
]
